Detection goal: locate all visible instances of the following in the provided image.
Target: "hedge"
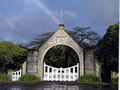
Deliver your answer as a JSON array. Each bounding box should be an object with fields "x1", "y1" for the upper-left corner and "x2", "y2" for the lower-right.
[
  {"x1": 77, "y1": 74, "x2": 101, "y2": 83},
  {"x1": 0, "y1": 75, "x2": 11, "y2": 82},
  {"x1": 19, "y1": 74, "x2": 40, "y2": 82}
]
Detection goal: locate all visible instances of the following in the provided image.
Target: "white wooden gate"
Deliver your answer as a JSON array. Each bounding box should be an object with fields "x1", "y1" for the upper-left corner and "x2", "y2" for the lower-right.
[
  {"x1": 12, "y1": 69, "x2": 21, "y2": 81},
  {"x1": 43, "y1": 63, "x2": 79, "y2": 81}
]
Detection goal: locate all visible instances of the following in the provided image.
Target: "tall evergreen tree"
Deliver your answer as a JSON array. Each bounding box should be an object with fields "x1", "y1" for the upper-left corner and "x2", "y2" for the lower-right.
[{"x1": 96, "y1": 23, "x2": 119, "y2": 82}]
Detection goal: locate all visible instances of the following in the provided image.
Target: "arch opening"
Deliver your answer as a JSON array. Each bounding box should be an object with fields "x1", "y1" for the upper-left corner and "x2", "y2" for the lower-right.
[
  {"x1": 44, "y1": 45, "x2": 79, "y2": 68},
  {"x1": 38, "y1": 43, "x2": 84, "y2": 81}
]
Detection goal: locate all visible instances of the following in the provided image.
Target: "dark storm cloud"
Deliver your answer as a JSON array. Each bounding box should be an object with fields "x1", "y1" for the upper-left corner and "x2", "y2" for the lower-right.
[
  {"x1": 0, "y1": 0, "x2": 119, "y2": 44},
  {"x1": 0, "y1": 12, "x2": 57, "y2": 44}
]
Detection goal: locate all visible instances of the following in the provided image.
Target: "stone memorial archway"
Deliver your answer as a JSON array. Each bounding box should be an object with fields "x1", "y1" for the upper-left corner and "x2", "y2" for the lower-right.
[
  {"x1": 26, "y1": 24, "x2": 100, "y2": 81},
  {"x1": 37, "y1": 24, "x2": 84, "y2": 80}
]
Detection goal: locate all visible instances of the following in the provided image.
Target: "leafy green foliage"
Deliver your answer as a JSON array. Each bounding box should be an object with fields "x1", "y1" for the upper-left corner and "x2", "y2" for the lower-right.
[
  {"x1": 0, "y1": 41, "x2": 27, "y2": 72},
  {"x1": 0, "y1": 75, "x2": 11, "y2": 82},
  {"x1": 112, "y1": 77, "x2": 118, "y2": 83},
  {"x1": 44, "y1": 45, "x2": 79, "y2": 68},
  {"x1": 96, "y1": 23, "x2": 119, "y2": 82},
  {"x1": 77, "y1": 74, "x2": 101, "y2": 83},
  {"x1": 19, "y1": 74, "x2": 40, "y2": 82}
]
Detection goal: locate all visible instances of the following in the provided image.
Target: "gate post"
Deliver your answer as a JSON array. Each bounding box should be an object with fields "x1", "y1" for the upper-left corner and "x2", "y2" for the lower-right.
[
  {"x1": 77, "y1": 63, "x2": 79, "y2": 79},
  {"x1": 51, "y1": 67, "x2": 53, "y2": 81},
  {"x1": 64, "y1": 69, "x2": 66, "y2": 81},
  {"x1": 73, "y1": 67, "x2": 75, "y2": 81},
  {"x1": 43, "y1": 63, "x2": 45, "y2": 80}
]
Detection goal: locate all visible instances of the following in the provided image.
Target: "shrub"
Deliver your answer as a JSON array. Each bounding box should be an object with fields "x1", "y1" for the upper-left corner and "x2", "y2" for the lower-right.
[
  {"x1": 19, "y1": 74, "x2": 40, "y2": 82},
  {"x1": 0, "y1": 75, "x2": 11, "y2": 82},
  {"x1": 112, "y1": 77, "x2": 118, "y2": 83},
  {"x1": 77, "y1": 74, "x2": 101, "y2": 83}
]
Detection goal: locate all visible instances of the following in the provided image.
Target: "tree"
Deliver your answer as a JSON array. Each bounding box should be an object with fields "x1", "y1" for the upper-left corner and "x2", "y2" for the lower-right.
[
  {"x1": 0, "y1": 41, "x2": 27, "y2": 73},
  {"x1": 95, "y1": 23, "x2": 119, "y2": 83},
  {"x1": 69, "y1": 27, "x2": 101, "y2": 49},
  {"x1": 44, "y1": 45, "x2": 79, "y2": 68},
  {"x1": 26, "y1": 32, "x2": 54, "y2": 49}
]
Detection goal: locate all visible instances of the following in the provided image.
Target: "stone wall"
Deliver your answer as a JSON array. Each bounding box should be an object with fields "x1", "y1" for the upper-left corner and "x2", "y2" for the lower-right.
[
  {"x1": 26, "y1": 50, "x2": 38, "y2": 76},
  {"x1": 85, "y1": 49, "x2": 100, "y2": 76},
  {"x1": 26, "y1": 49, "x2": 101, "y2": 78},
  {"x1": 26, "y1": 49, "x2": 101, "y2": 80},
  {"x1": 26, "y1": 24, "x2": 101, "y2": 80}
]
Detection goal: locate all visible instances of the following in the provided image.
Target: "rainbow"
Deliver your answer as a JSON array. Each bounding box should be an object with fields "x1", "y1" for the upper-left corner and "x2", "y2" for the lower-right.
[{"x1": 33, "y1": 0, "x2": 60, "y2": 24}]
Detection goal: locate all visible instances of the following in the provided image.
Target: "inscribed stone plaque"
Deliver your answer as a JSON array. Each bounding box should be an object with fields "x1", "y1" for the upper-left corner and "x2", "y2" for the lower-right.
[{"x1": 57, "y1": 37, "x2": 65, "y2": 43}]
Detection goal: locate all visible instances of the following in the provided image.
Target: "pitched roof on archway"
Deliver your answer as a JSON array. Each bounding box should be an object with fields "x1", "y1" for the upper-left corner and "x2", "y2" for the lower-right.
[
  {"x1": 38, "y1": 24, "x2": 81, "y2": 49},
  {"x1": 27, "y1": 24, "x2": 82, "y2": 50}
]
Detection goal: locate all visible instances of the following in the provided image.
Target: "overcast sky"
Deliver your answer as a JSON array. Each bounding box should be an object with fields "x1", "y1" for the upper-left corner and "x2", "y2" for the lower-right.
[{"x1": 0, "y1": 0, "x2": 119, "y2": 44}]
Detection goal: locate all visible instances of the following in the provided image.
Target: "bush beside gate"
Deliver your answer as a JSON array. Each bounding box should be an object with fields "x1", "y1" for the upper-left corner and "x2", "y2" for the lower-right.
[
  {"x1": 77, "y1": 74, "x2": 101, "y2": 83},
  {"x1": 0, "y1": 75, "x2": 11, "y2": 82},
  {"x1": 19, "y1": 74, "x2": 40, "y2": 82}
]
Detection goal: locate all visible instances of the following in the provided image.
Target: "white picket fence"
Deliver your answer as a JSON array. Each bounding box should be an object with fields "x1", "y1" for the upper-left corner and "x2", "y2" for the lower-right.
[
  {"x1": 12, "y1": 69, "x2": 21, "y2": 81},
  {"x1": 43, "y1": 63, "x2": 79, "y2": 81}
]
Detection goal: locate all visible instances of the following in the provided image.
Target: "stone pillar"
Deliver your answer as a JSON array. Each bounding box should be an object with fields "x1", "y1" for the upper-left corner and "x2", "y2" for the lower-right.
[
  {"x1": 95, "y1": 62, "x2": 101, "y2": 77},
  {"x1": 7, "y1": 69, "x2": 13, "y2": 78},
  {"x1": 58, "y1": 24, "x2": 65, "y2": 30},
  {"x1": 26, "y1": 50, "x2": 38, "y2": 76},
  {"x1": 85, "y1": 50, "x2": 96, "y2": 75},
  {"x1": 22, "y1": 61, "x2": 26, "y2": 75}
]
